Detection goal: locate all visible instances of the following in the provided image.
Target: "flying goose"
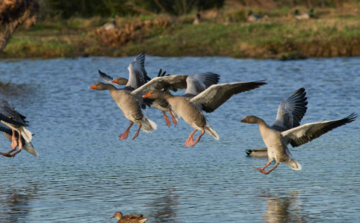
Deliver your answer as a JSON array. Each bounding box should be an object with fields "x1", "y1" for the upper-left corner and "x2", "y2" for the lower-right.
[
  {"x1": 100, "y1": 70, "x2": 220, "y2": 127},
  {"x1": 111, "y1": 212, "x2": 147, "y2": 223},
  {"x1": 0, "y1": 123, "x2": 38, "y2": 157},
  {"x1": 246, "y1": 88, "x2": 308, "y2": 157},
  {"x1": 89, "y1": 52, "x2": 157, "y2": 140},
  {"x1": 241, "y1": 113, "x2": 357, "y2": 175},
  {"x1": 143, "y1": 80, "x2": 267, "y2": 147},
  {"x1": 0, "y1": 100, "x2": 32, "y2": 152}
]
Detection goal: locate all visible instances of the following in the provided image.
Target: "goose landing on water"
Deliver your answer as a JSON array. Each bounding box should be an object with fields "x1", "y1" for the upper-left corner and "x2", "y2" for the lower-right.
[
  {"x1": 244, "y1": 88, "x2": 308, "y2": 157},
  {"x1": 143, "y1": 80, "x2": 267, "y2": 147},
  {"x1": 241, "y1": 113, "x2": 357, "y2": 175}
]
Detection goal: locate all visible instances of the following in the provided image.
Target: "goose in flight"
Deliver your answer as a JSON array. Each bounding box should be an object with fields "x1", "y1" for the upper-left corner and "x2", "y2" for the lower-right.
[
  {"x1": 241, "y1": 113, "x2": 357, "y2": 174},
  {"x1": 246, "y1": 88, "x2": 308, "y2": 157},
  {"x1": 143, "y1": 80, "x2": 267, "y2": 147}
]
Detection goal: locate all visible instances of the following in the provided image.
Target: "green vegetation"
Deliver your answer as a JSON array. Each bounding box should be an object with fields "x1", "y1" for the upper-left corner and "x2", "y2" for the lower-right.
[{"x1": 2, "y1": 0, "x2": 360, "y2": 59}]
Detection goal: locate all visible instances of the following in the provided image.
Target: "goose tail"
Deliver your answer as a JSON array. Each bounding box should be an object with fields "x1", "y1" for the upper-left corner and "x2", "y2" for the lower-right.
[
  {"x1": 205, "y1": 125, "x2": 219, "y2": 140},
  {"x1": 140, "y1": 116, "x2": 157, "y2": 133},
  {"x1": 285, "y1": 158, "x2": 302, "y2": 170}
]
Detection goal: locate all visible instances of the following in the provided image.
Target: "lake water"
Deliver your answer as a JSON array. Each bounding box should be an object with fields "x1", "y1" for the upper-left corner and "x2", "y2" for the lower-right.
[{"x1": 0, "y1": 56, "x2": 359, "y2": 223}]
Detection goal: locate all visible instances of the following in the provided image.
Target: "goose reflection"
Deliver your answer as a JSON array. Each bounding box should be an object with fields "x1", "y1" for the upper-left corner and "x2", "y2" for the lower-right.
[
  {"x1": 147, "y1": 189, "x2": 179, "y2": 223},
  {"x1": 263, "y1": 191, "x2": 306, "y2": 223},
  {"x1": 0, "y1": 184, "x2": 38, "y2": 222}
]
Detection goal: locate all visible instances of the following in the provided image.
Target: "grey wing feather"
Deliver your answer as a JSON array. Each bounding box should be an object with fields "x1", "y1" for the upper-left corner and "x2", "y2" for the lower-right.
[
  {"x1": 184, "y1": 72, "x2": 220, "y2": 96},
  {"x1": 272, "y1": 88, "x2": 308, "y2": 131},
  {"x1": 98, "y1": 70, "x2": 115, "y2": 83},
  {"x1": 0, "y1": 100, "x2": 28, "y2": 126},
  {"x1": 131, "y1": 75, "x2": 188, "y2": 96},
  {"x1": 190, "y1": 81, "x2": 267, "y2": 113},
  {"x1": 282, "y1": 113, "x2": 357, "y2": 147}
]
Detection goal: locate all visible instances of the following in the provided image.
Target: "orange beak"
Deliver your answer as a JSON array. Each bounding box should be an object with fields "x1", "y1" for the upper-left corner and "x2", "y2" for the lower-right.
[
  {"x1": 89, "y1": 84, "x2": 96, "y2": 89},
  {"x1": 111, "y1": 80, "x2": 117, "y2": 84},
  {"x1": 143, "y1": 92, "x2": 151, "y2": 98}
]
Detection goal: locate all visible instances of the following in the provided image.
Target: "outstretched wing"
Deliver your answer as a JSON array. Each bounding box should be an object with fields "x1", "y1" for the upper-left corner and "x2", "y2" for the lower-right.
[
  {"x1": 272, "y1": 88, "x2": 308, "y2": 131},
  {"x1": 0, "y1": 100, "x2": 28, "y2": 126},
  {"x1": 282, "y1": 113, "x2": 357, "y2": 147},
  {"x1": 98, "y1": 70, "x2": 115, "y2": 83},
  {"x1": 184, "y1": 72, "x2": 220, "y2": 96},
  {"x1": 190, "y1": 81, "x2": 267, "y2": 113},
  {"x1": 131, "y1": 75, "x2": 188, "y2": 96}
]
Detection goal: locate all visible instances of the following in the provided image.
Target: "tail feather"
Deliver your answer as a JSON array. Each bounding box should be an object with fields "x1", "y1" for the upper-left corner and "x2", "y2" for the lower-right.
[
  {"x1": 205, "y1": 126, "x2": 219, "y2": 140},
  {"x1": 285, "y1": 159, "x2": 302, "y2": 170},
  {"x1": 19, "y1": 126, "x2": 32, "y2": 142},
  {"x1": 23, "y1": 142, "x2": 39, "y2": 157},
  {"x1": 140, "y1": 116, "x2": 157, "y2": 133}
]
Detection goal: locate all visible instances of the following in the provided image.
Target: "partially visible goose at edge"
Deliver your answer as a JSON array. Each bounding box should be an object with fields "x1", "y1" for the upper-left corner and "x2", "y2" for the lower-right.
[
  {"x1": 0, "y1": 100, "x2": 33, "y2": 155},
  {"x1": 100, "y1": 69, "x2": 220, "y2": 127},
  {"x1": 246, "y1": 88, "x2": 308, "y2": 158},
  {"x1": 0, "y1": 123, "x2": 38, "y2": 157},
  {"x1": 143, "y1": 80, "x2": 267, "y2": 147},
  {"x1": 89, "y1": 52, "x2": 156, "y2": 140},
  {"x1": 241, "y1": 113, "x2": 357, "y2": 175},
  {"x1": 111, "y1": 211, "x2": 147, "y2": 223}
]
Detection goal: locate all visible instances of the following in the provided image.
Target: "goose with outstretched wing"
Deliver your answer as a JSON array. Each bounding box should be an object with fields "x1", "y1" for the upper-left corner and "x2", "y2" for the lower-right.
[
  {"x1": 143, "y1": 80, "x2": 267, "y2": 147},
  {"x1": 241, "y1": 113, "x2": 357, "y2": 175},
  {"x1": 246, "y1": 88, "x2": 308, "y2": 157}
]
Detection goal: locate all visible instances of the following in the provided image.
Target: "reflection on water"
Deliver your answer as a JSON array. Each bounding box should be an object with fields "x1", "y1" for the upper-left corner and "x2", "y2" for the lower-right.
[
  {"x1": 263, "y1": 191, "x2": 306, "y2": 223},
  {"x1": 147, "y1": 189, "x2": 179, "y2": 223},
  {"x1": 0, "y1": 183, "x2": 38, "y2": 223}
]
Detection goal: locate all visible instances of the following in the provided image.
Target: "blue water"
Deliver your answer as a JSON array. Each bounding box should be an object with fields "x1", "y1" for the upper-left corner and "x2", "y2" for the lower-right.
[{"x1": 0, "y1": 56, "x2": 359, "y2": 222}]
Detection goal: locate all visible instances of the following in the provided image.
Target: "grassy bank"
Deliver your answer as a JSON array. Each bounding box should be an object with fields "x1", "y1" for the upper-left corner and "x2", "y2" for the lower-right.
[{"x1": 2, "y1": 3, "x2": 360, "y2": 59}]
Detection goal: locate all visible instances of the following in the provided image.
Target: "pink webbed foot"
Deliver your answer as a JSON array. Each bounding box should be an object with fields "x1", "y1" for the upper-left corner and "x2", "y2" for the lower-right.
[
  {"x1": 119, "y1": 122, "x2": 134, "y2": 140},
  {"x1": 162, "y1": 111, "x2": 171, "y2": 127}
]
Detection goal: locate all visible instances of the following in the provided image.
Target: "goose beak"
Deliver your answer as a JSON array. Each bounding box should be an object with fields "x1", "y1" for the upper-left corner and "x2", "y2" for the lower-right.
[
  {"x1": 143, "y1": 92, "x2": 151, "y2": 98},
  {"x1": 111, "y1": 80, "x2": 117, "y2": 84},
  {"x1": 89, "y1": 84, "x2": 96, "y2": 89},
  {"x1": 240, "y1": 118, "x2": 247, "y2": 123}
]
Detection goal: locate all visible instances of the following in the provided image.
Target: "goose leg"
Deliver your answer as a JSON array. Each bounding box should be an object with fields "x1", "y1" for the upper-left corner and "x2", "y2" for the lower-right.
[
  {"x1": 168, "y1": 108, "x2": 177, "y2": 126},
  {"x1": 185, "y1": 129, "x2": 197, "y2": 147},
  {"x1": 119, "y1": 122, "x2": 133, "y2": 140},
  {"x1": 260, "y1": 163, "x2": 279, "y2": 175},
  {"x1": 0, "y1": 130, "x2": 18, "y2": 157},
  {"x1": 253, "y1": 160, "x2": 272, "y2": 172},
  {"x1": 162, "y1": 111, "x2": 171, "y2": 127},
  {"x1": 9, "y1": 149, "x2": 22, "y2": 157},
  {"x1": 132, "y1": 124, "x2": 142, "y2": 140},
  {"x1": 191, "y1": 130, "x2": 205, "y2": 147},
  {"x1": 17, "y1": 130, "x2": 23, "y2": 149}
]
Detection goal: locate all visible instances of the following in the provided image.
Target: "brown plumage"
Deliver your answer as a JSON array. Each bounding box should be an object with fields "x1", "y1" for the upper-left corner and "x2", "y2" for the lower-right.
[
  {"x1": 89, "y1": 82, "x2": 156, "y2": 140},
  {"x1": 241, "y1": 113, "x2": 357, "y2": 175},
  {"x1": 111, "y1": 212, "x2": 147, "y2": 223},
  {"x1": 143, "y1": 80, "x2": 266, "y2": 147}
]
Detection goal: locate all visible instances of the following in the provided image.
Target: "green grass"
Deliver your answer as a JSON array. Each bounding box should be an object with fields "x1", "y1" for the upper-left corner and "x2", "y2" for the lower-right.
[{"x1": 2, "y1": 11, "x2": 360, "y2": 59}]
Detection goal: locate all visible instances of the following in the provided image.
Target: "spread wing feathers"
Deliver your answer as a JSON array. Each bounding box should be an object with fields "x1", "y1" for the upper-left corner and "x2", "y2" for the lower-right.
[
  {"x1": 98, "y1": 70, "x2": 115, "y2": 83},
  {"x1": 272, "y1": 88, "x2": 308, "y2": 131},
  {"x1": 129, "y1": 51, "x2": 149, "y2": 82},
  {"x1": 190, "y1": 81, "x2": 267, "y2": 113},
  {"x1": 184, "y1": 72, "x2": 220, "y2": 96},
  {"x1": 0, "y1": 100, "x2": 28, "y2": 126},
  {"x1": 282, "y1": 113, "x2": 357, "y2": 147},
  {"x1": 131, "y1": 75, "x2": 188, "y2": 96}
]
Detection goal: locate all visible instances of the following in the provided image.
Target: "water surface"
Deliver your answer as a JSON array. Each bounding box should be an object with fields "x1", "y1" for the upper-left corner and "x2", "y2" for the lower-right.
[{"x1": 0, "y1": 56, "x2": 359, "y2": 222}]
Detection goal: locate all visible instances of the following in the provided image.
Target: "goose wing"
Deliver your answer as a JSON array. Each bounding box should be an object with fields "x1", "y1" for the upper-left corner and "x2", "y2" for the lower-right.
[
  {"x1": 0, "y1": 100, "x2": 28, "y2": 126},
  {"x1": 184, "y1": 72, "x2": 220, "y2": 96},
  {"x1": 98, "y1": 70, "x2": 115, "y2": 83},
  {"x1": 281, "y1": 113, "x2": 357, "y2": 147},
  {"x1": 272, "y1": 88, "x2": 308, "y2": 131},
  {"x1": 131, "y1": 75, "x2": 188, "y2": 96},
  {"x1": 190, "y1": 80, "x2": 267, "y2": 113}
]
